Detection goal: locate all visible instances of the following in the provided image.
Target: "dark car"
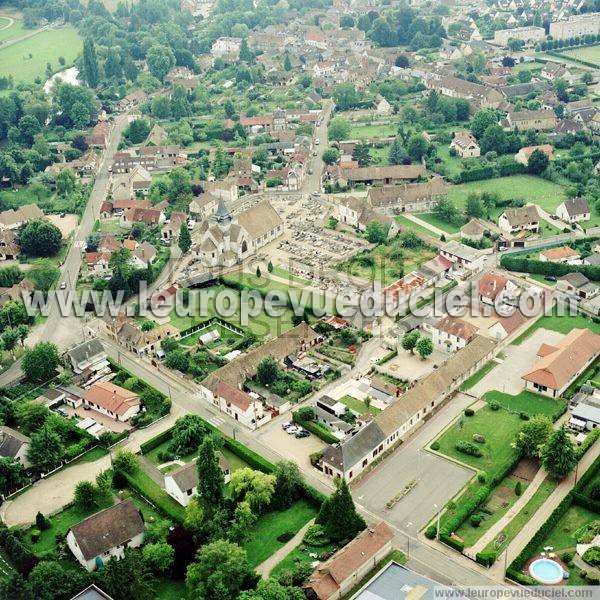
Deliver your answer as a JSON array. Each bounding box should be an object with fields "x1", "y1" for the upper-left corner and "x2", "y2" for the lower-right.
[
  {"x1": 544, "y1": 275, "x2": 557, "y2": 282},
  {"x1": 295, "y1": 429, "x2": 310, "y2": 438}
]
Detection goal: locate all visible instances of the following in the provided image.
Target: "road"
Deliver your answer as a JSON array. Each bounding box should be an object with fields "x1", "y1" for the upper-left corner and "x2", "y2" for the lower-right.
[{"x1": 302, "y1": 99, "x2": 333, "y2": 195}]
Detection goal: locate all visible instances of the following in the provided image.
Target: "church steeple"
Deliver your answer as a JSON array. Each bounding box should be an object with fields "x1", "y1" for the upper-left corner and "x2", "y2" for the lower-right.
[{"x1": 211, "y1": 198, "x2": 233, "y2": 226}]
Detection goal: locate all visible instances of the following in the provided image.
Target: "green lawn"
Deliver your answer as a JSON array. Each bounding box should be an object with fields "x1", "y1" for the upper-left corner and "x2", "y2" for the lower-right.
[
  {"x1": 447, "y1": 176, "x2": 567, "y2": 212},
  {"x1": 395, "y1": 215, "x2": 441, "y2": 239},
  {"x1": 242, "y1": 499, "x2": 317, "y2": 567},
  {"x1": 155, "y1": 578, "x2": 187, "y2": 600},
  {"x1": 271, "y1": 538, "x2": 339, "y2": 577},
  {"x1": 482, "y1": 390, "x2": 566, "y2": 419},
  {"x1": 167, "y1": 284, "x2": 298, "y2": 340},
  {"x1": 414, "y1": 212, "x2": 463, "y2": 234},
  {"x1": 348, "y1": 123, "x2": 398, "y2": 140},
  {"x1": 340, "y1": 394, "x2": 381, "y2": 415},
  {"x1": 483, "y1": 478, "x2": 557, "y2": 555},
  {"x1": 0, "y1": 17, "x2": 28, "y2": 43},
  {"x1": 532, "y1": 504, "x2": 600, "y2": 554},
  {"x1": 0, "y1": 25, "x2": 82, "y2": 84},
  {"x1": 561, "y1": 45, "x2": 600, "y2": 67},
  {"x1": 460, "y1": 361, "x2": 498, "y2": 392},
  {"x1": 434, "y1": 406, "x2": 522, "y2": 479},
  {"x1": 270, "y1": 265, "x2": 311, "y2": 286},
  {"x1": 511, "y1": 307, "x2": 600, "y2": 345},
  {"x1": 435, "y1": 145, "x2": 465, "y2": 178},
  {"x1": 454, "y1": 475, "x2": 527, "y2": 548}
]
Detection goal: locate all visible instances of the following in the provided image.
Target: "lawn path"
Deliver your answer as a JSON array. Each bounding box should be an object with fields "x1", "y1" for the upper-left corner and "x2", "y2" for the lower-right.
[
  {"x1": 255, "y1": 519, "x2": 315, "y2": 578},
  {"x1": 489, "y1": 440, "x2": 600, "y2": 581},
  {"x1": 401, "y1": 214, "x2": 447, "y2": 238}
]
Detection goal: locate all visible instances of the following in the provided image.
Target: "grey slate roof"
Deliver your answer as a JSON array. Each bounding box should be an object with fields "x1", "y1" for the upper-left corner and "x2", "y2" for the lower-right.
[
  {"x1": 561, "y1": 197, "x2": 589, "y2": 217},
  {"x1": 0, "y1": 426, "x2": 29, "y2": 459},
  {"x1": 322, "y1": 421, "x2": 386, "y2": 472}
]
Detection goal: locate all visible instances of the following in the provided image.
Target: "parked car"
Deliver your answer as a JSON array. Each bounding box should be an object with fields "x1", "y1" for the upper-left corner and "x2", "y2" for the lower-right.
[
  {"x1": 545, "y1": 275, "x2": 557, "y2": 282},
  {"x1": 60, "y1": 282, "x2": 67, "y2": 289},
  {"x1": 54, "y1": 407, "x2": 68, "y2": 417},
  {"x1": 282, "y1": 421, "x2": 293, "y2": 430},
  {"x1": 286, "y1": 426, "x2": 300, "y2": 435},
  {"x1": 295, "y1": 429, "x2": 310, "y2": 438}
]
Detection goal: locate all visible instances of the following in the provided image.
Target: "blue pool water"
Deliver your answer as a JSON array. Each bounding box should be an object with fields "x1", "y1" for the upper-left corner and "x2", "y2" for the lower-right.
[{"x1": 529, "y1": 558, "x2": 564, "y2": 584}]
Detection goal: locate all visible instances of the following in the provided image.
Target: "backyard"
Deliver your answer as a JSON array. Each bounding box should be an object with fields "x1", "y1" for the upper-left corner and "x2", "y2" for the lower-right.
[
  {"x1": 482, "y1": 390, "x2": 566, "y2": 419},
  {"x1": 0, "y1": 25, "x2": 82, "y2": 84},
  {"x1": 339, "y1": 394, "x2": 381, "y2": 416}
]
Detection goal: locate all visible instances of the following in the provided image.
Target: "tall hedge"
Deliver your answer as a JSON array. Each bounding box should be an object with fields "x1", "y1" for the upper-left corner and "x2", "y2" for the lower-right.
[{"x1": 501, "y1": 254, "x2": 600, "y2": 281}]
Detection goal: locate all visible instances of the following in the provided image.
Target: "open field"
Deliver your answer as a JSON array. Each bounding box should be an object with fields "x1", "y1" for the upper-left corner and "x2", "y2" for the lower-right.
[
  {"x1": 560, "y1": 45, "x2": 600, "y2": 67},
  {"x1": 348, "y1": 123, "x2": 398, "y2": 140},
  {"x1": 0, "y1": 25, "x2": 82, "y2": 84},
  {"x1": 0, "y1": 15, "x2": 27, "y2": 43},
  {"x1": 482, "y1": 390, "x2": 566, "y2": 419},
  {"x1": 415, "y1": 212, "x2": 462, "y2": 234},
  {"x1": 447, "y1": 176, "x2": 567, "y2": 212}
]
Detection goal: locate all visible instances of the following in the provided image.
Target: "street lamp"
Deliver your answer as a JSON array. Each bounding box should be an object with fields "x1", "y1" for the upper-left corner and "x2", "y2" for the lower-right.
[{"x1": 434, "y1": 503, "x2": 441, "y2": 540}]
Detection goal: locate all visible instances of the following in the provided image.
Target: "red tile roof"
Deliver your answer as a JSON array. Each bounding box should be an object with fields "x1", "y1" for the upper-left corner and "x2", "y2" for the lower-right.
[{"x1": 83, "y1": 382, "x2": 140, "y2": 416}]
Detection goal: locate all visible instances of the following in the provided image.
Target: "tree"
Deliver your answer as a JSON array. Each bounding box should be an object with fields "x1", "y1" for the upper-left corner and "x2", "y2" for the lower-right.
[
  {"x1": 470, "y1": 109, "x2": 498, "y2": 139},
  {"x1": 165, "y1": 349, "x2": 189, "y2": 372},
  {"x1": 143, "y1": 542, "x2": 175, "y2": 574},
  {"x1": 22, "y1": 342, "x2": 60, "y2": 382},
  {"x1": 112, "y1": 449, "x2": 138, "y2": 475},
  {"x1": 255, "y1": 266, "x2": 261, "y2": 278},
  {"x1": 434, "y1": 197, "x2": 463, "y2": 226},
  {"x1": 99, "y1": 548, "x2": 156, "y2": 600},
  {"x1": 352, "y1": 142, "x2": 372, "y2": 167},
  {"x1": 542, "y1": 425, "x2": 577, "y2": 479},
  {"x1": 528, "y1": 148, "x2": 550, "y2": 174},
  {"x1": 146, "y1": 45, "x2": 176, "y2": 82},
  {"x1": 465, "y1": 193, "x2": 485, "y2": 218},
  {"x1": 333, "y1": 83, "x2": 359, "y2": 111},
  {"x1": 283, "y1": 53, "x2": 292, "y2": 71},
  {"x1": 271, "y1": 460, "x2": 302, "y2": 510},
  {"x1": 125, "y1": 119, "x2": 151, "y2": 144},
  {"x1": 322, "y1": 147, "x2": 340, "y2": 165},
  {"x1": 186, "y1": 540, "x2": 252, "y2": 600},
  {"x1": 55, "y1": 168, "x2": 76, "y2": 196},
  {"x1": 228, "y1": 499, "x2": 257, "y2": 543},
  {"x1": 365, "y1": 221, "x2": 389, "y2": 244},
  {"x1": 239, "y1": 38, "x2": 253, "y2": 62},
  {"x1": 0, "y1": 457, "x2": 25, "y2": 496},
  {"x1": 82, "y1": 38, "x2": 99, "y2": 87},
  {"x1": 229, "y1": 468, "x2": 276, "y2": 512},
  {"x1": 20, "y1": 220, "x2": 62, "y2": 257},
  {"x1": 169, "y1": 415, "x2": 208, "y2": 456},
  {"x1": 73, "y1": 480, "x2": 98, "y2": 510},
  {"x1": 171, "y1": 85, "x2": 191, "y2": 120},
  {"x1": 27, "y1": 560, "x2": 88, "y2": 600},
  {"x1": 27, "y1": 425, "x2": 64, "y2": 472},
  {"x1": 407, "y1": 133, "x2": 428, "y2": 161},
  {"x1": 178, "y1": 222, "x2": 192, "y2": 253},
  {"x1": 256, "y1": 357, "x2": 279, "y2": 386},
  {"x1": 514, "y1": 415, "x2": 553, "y2": 459},
  {"x1": 239, "y1": 580, "x2": 305, "y2": 600},
  {"x1": 317, "y1": 478, "x2": 365, "y2": 542},
  {"x1": 416, "y1": 337, "x2": 434, "y2": 359},
  {"x1": 388, "y1": 137, "x2": 407, "y2": 165},
  {"x1": 328, "y1": 118, "x2": 351, "y2": 141},
  {"x1": 401, "y1": 331, "x2": 420, "y2": 354},
  {"x1": 197, "y1": 436, "x2": 225, "y2": 508},
  {"x1": 395, "y1": 54, "x2": 409, "y2": 68},
  {"x1": 480, "y1": 124, "x2": 507, "y2": 155}
]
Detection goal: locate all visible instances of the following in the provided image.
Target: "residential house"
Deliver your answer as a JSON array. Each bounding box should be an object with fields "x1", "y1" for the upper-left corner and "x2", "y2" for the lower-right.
[
  {"x1": 86, "y1": 252, "x2": 112, "y2": 277},
  {"x1": 439, "y1": 241, "x2": 486, "y2": 273},
  {"x1": 432, "y1": 315, "x2": 479, "y2": 352},
  {"x1": 65, "y1": 339, "x2": 108, "y2": 375},
  {"x1": 556, "y1": 197, "x2": 591, "y2": 224},
  {"x1": 67, "y1": 500, "x2": 145, "y2": 571},
  {"x1": 493, "y1": 26, "x2": 545, "y2": 46},
  {"x1": 0, "y1": 230, "x2": 20, "y2": 261},
  {"x1": 189, "y1": 193, "x2": 218, "y2": 221},
  {"x1": 305, "y1": 522, "x2": 394, "y2": 600},
  {"x1": 339, "y1": 164, "x2": 427, "y2": 187},
  {"x1": 0, "y1": 204, "x2": 44, "y2": 230},
  {"x1": 557, "y1": 272, "x2": 598, "y2": 300},
  {"x1": 477, "y1": 272, "x2": 515, "y2": 305},
  {"x1": 460, "y1": 219, "x2": 487, "y2": 242},
  {"x1": 118, "y1": 322, "x2": 180, "y2": 357},
  {"x1": 132, "y1": 241, "x2": 157, "y2": 268},
  {"x1": 522, "y1": 328, "x2": 600, "y2": 398},
  {"x1": 117, "y1": 90, "x2": 148, "y2": 111},
  {"x1": 83, "y1": 382, "x2": 141, "y2": 422},
  {"x1": 110, "y1": 167, "x2": 152, "y2": 201},
  {"x1": 426, "y1": 75, "x2": 504, "y2": 109},
  {"x1": 514, "y1": 144, "x2": 555, "y2": 166},
  {"x1": 211, "y1": 37, "x2": 241, "y2": 59},
  {"x1": 374, "y1": 94, "x2": 392, "y2": 115},
  {"x1": 207, "y1": 380, "x2": 270, "y2": 430},
  {"x1": 498, "y1": 205, "x2": 540, "y2": 236},
  {"x1": 164, "y1": 454, "x2": 231, "y2": 506},
  {"x1": 450, "y1": 130, "x2": 481, "y2": 158},
  {"x1": 120, "y1": 207, "x2": 165, "y2": 228},
  {"x1": 506, "y1": 110, "x2": 557, "y2": 132},
  {"x1": 539, "y1": 246, "x2": 581, "y2": 264},
  {"x1": 0, "y1": 426, "x2": 30, "y2": 469},
  {"x1": 161, "y1": 212, "x2": 188, "y2": 242},
  {"x1": 366, "y1": 176, "x2": 447, "y2": 214}
]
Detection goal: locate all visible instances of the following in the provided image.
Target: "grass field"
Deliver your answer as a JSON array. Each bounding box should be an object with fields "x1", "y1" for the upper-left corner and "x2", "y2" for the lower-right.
[
  {"x1": 0, "y1": 16, "x2": 27, "y2": 43},
  {"x1": 561, "y1": 45, "x2": 600, "y2": 67},
  {"x1": 242, "y1": 499, "x2": 317, "y2": 567},
  {"x1": 0, "y1": 25, "x2": 82, "y2": 84},
  {"x1": 414, "y1": 211, "x2": 463, "y2": 234},
  {"x1": 395, "y1": 215, "x2": 440, "y2": 239},
  {"x1": 460, "y1": 361, "x2": 499, "y2": 392},
  {"x1": 533, "y1": 504, "x2": 599, "y2": 554},
  {"x1": 482, "y1": 390, "x2": 566, "y2": 419},
  {"x1": 348, "y1": 123, "x2": 398, "y2": 140},
  {"x1": 340, "y1": 394, "x2": 381, "y2": 415},
  {"x1": 447, "y1": 175, "x2": 567, "y2": 212},
  {"x1": 434, "y1": 406, "x2": 523, "y2": 479},
  {"x1": 511, "y1": 307, "x2": 600, "y2": 345}
]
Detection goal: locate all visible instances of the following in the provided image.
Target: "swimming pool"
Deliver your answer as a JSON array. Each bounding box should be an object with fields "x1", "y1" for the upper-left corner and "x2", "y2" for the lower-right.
[{"x1": 529, "y1": 558, "x2": 564, "y2": 585}]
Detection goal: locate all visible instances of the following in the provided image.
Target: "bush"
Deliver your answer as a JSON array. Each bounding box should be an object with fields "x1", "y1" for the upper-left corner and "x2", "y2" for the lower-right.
[
  {"x1": 424, "y1": 525, "x2": 437, "y2": 539},
  {"x1": 276, "y1": 531, "x2": 296, "y2": 543},
  {"x1": 303, "y1": 524, "x2": 330, "y2": 546},
  {"x1": 583, "y1": 546, "x2": 600, "y2": 567},
  {"x1": 587, "y1": 571, "x2": 600, "y2": 585},
  {"x1": 441, "y1": 486, "x2": 491, "y2": 538},
  {"x1": 476, "y1": 551, "x2": 497, "y2": 566},
  {"x1": 430, "y1": 441, "x2": 440, "y2": 451},
  {"x1": 519, "y1": 412, "x2": 530, "y2": 421},
  {"x1": 478, "y1": 472, "x2": 487, "y2": 483},
  {"x1": 515, "y1": 481, "x2": 522, "y2": 496},
  {"x1": 464, "y1": 408, "x2": 474, "y2": 417},
  {"x1": 489, "y1": 401, "x2": 500, "y2": 411},
  {"x1": 470, "y1": 514, "x2": 482, "y2": 527},
  {"x1": 455, "y1": 441, "x2": 483, "y2": 457}
]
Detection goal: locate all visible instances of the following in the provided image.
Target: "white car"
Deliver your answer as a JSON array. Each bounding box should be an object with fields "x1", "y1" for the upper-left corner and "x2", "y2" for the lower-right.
[
  {"x1": 286, "y1": 426, "x2": 300, "y2": 435},
  {"x1": 315, "y1": 138, "x2": 320, "y2": 145},
  {"x1": 60, "y1": 282, "x2": 67, "y2": 290},
  {"x1": 282, "y1": 421, "x2": 293, "y2": 430}
]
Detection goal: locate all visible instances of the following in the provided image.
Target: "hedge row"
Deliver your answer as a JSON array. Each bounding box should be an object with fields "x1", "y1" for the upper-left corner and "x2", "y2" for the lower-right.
[
  {"x1": 140, "y1": 428, "x2": 173, "y2": 454},
  {"x1": 440, "y1": 485, "x2": 492, "y2": 538},
  {"x1": 501, "y1": 254, "x2": 600, "y2": 281},
  {"x1": 292, "y1": 411, "x2": 339, "y2": 444},
  {"x1": 123, "y1": 471, "x2": 184, "y2": 525},
  {"x1": 576, "y1": 428, "x2": 600, "y2": 460},
  {"x1": 476, "y1": 550, "x2": 497, "y2": 567}
]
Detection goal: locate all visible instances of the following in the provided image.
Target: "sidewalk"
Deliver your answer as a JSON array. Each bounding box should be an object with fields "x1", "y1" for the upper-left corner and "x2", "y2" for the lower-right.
[{"x1": 255, "y1": 519, "x2": 314, "y2": 578}]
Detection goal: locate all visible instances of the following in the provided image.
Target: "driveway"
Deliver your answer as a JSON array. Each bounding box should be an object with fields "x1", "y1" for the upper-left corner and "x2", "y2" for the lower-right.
[
  {"x1": 353, "y1": 393, "x2": 475, "y2": 532},
  {"x1": 471, "y1": 328, "x2": 564, "y2": 396}
]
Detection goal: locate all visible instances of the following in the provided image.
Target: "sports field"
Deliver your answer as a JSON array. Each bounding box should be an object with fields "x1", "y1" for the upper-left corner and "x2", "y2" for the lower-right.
[
  {"x1": 0, "y1": 25, "x2": 82, "y2": 84},
  {"x1": 561, "y1": 44, "x2": 600, "y2": 67}
]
